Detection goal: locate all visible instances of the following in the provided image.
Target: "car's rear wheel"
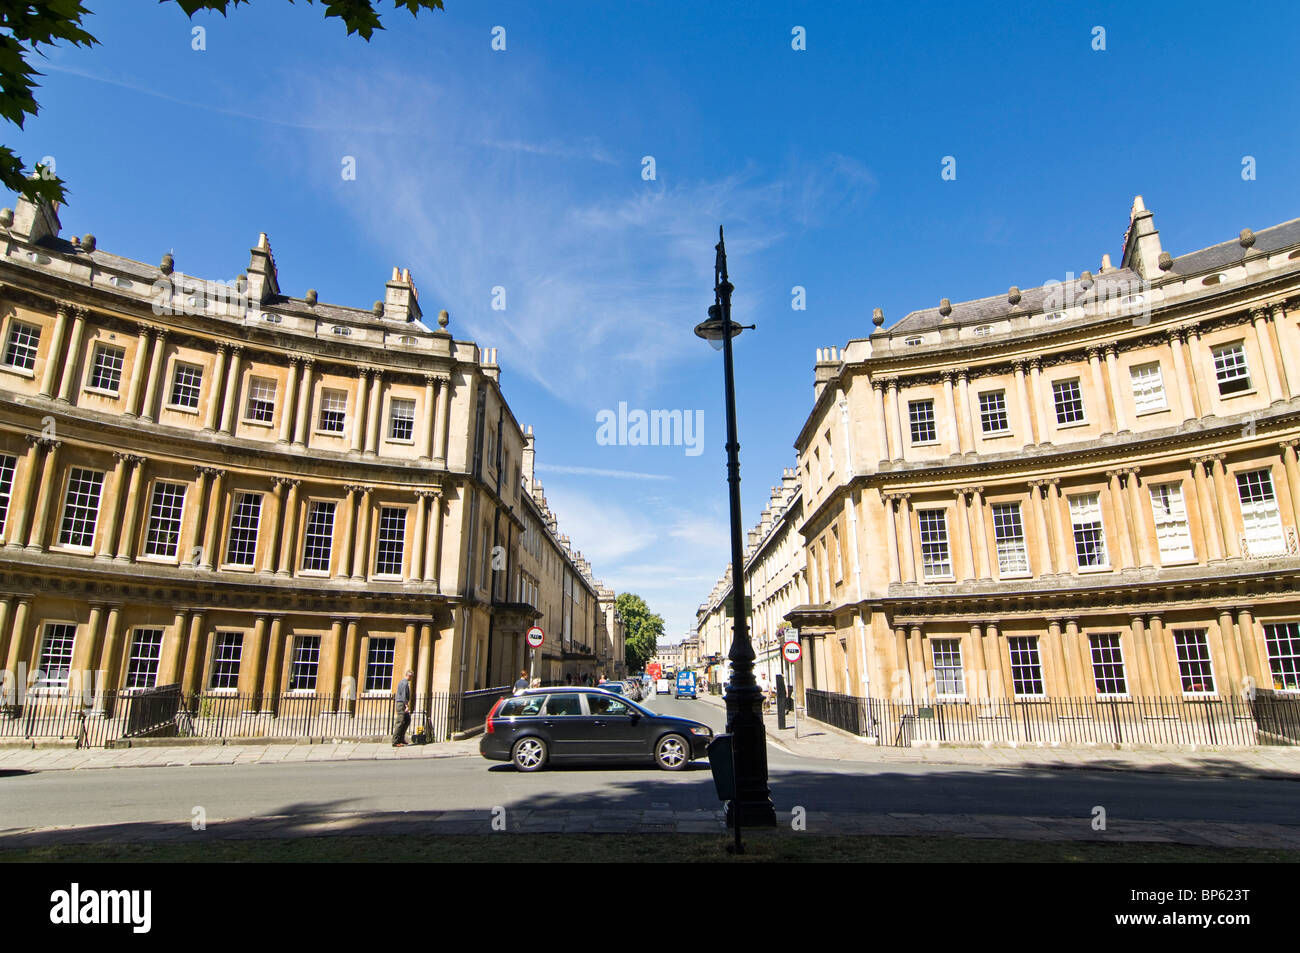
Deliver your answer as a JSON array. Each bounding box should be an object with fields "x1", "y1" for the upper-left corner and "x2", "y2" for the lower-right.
[
  {"x1": 655, "y1": 733, "x2": 690, "y2": 771},
  {"x1": 512, "y1": 736, "x2": 547, "y2": 772}
]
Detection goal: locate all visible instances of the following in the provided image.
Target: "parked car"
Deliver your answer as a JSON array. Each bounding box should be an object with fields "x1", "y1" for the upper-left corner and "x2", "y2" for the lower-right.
[{"x1": 480, "y1": 687, "x2": 713, "y2": 771}]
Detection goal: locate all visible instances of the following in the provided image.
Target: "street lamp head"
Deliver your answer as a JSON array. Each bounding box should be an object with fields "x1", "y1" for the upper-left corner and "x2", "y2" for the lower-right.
[{"x1": 694, "y1": 303, "x2": 743, "y2": 348}]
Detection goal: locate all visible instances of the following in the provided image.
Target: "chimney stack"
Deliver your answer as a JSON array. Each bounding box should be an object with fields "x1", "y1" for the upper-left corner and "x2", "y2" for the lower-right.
[
  {"x1": 1120, "y1": 195, "x2": 1164, "y2": 281},
  {"x1": 384, "y1": 266, "x2": 423, "y2": 323},
  {"x1": 7, "y1": 188, "x2": 61, "y2": 244}
]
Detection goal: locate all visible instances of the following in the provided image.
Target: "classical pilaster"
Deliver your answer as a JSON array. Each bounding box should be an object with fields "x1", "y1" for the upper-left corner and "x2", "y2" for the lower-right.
[
  {"x1": 425, "y1": 487, "x2": 444, "y2": 589},
  {"x1": 260, "y1": 478, "x2": 286, "y2": 574},
  {"x1": 123, "y1": 326, "x2": 151, "y2": 417},
  {"x1": 1028, "y1": 480, "x2": 1053, "y2": 575},
  {"x1": 1013, "y1": 360, "x2": 1036, "y2": 446},
  {"x1": 338, "y1": 484, "x2": 360, "y2": 577},
  {"x1": 1124, "y1": 467, "x2": 1154, "y2": 568},
  {"x1": 1103, "y1": 344, "x2": 1128, "y2": 432},
  {"x1": 113, "y1": 454, "x2": 146, "y2": 562},
  {"x1": 140, "y1": 329, "x2": 168, "y2": 422},
  {"x1": 970, "y1": 485, "x2": 991, "y2": 579},
  {"x1": 1249, "y1": 308, "x2": 1283, "y2": 403},
  {"x1": 276, "y1": 479, "x2": 301, "y2": 575},
  {"x1": 953, "y1": 488, "x2": 975, "y2": 581},
  {"x1": 1064, "y1": 619, "x2": 1088, "y2": 696},
  {"x1": 293, "y1": 358, "x2": 315, "y2": 446},
  {"x1": 5, "y1": 436, "x2": 45, "y2": 548},
  {"x1": 1128, "y1": 614, "x2": 1153, "y2": 694},
  {"x1": 1088, "y1": 347, "x2": 1111, "y2": 433},
  {"x1": 96, "y1": 452, "x2": 131, "y2": 560},
  {"x1": 1279, "y1": 440, "x2": 1300, "y2": 534},
  {"x1": 884, "y1": 379, "x2": 903, "y2": 461},
  {"x1": 351, "y1": 486, "x2": 373, "y2": 579},
  {"x1": 279, "y1": 357, "x2": 300, "y2": 444},
  {"x1": 38, "y1": 303, "x2": 71, "y2": 397},
  {"x1": 243, "y1": 615, "x2": 268, "y2": 707},
  {"x1": 93, "y1": 605, "x2": 123, "y2": 709},
  {"x1": 1106, "y1": 470, "x2": 1135, "y2": 570},
  {"x1": 417, "y1": 622, "x2": 434, "y2": 704},
  {"x1": 984, "y1": 622, "x2": 1005, "y2": 698},
  {"x1": 158, "y1": 609, "x2": 189, "y2": 687},
  {"x1": 897, "y1": 492, "x2": 916, "y2": 583},
  {"x1": 55, "y1": 307, "x2": 87, "y2": 403},
  {"x1": 1028, "y1": 358, "x2": 1048, "y2": 444},
  {"x1": 1044, "y1": 618, "x2": 1068, "y2": 696},
  {"x1": 25, "y1": 438, "x2": 61, "y2": 551},
  {"x1": 942, "y1": 371, "x2": 960, "y2": 452},
  {"x1": 908, "y1": 625, "x2": 926, "y2": 700},
  {"x1": 365, "y1": 370, "x2": 383, "y2": 456},
  {"x1": 410, "y1": 490, "x2": 429, "y2": 582},
  {"x1": 202, "y1": 343, "x2": 229, "y2": 432},
  {"x1": 341, "y1": 620, "x2": 360, "y2": 712},
  {"x1": 1271, "y1": 303, "x2": 1300, "y2": 399},
  {"x1": 69, "y1": 604, "x2": 105, "y2": 703},
  {"x1": 433, "y1": 372, "x2": 452, "y2": 466},
  {"x1": 3, "y1": 597, "x2": 33, "y2": 688},
  {"x1": 1167, "y1": 329, "x2": 1198, "y2": 421},
  {"x1": 1207, "y1": 453, "x2": 1237, "y2": 557},
  {"x1": 1187, "y1": 325, "x2": 1216, "y2": 417},
  {"x1": 261, "y1": 616, "x2": 285, "y2": 709},
  {"x1": 1235, "y1": 606, "x2": 1262, "y2": 685},
  {"x1": 183, "y1": 468, "x2": 210, "y2": 567},
  {"x1": 350, "y1": 367, "x2": 369, "y2": 453},
  {"x1": 881, "y1": 491, "x2": 901, "y2": 584},
  {"x1": 1046, "y1": 478, "x2": 1066, "y2": 573},
  {"x1": 199, "y1": 467, "x2": 226, "y2": 570},
  {"x1": 956, "y1": 369, "x2": 975, "y2": 452},
  {"x1": 182, "y1": 611, "x2": 209, "y2": 694},
  {"x1": 1189, "y1": 456, "x2": 1222, "y2": 561},
  {"x1": 1146, "y1": 614, "x2": 1174, "y2": 695},
  {"x1": 218, "y1": 344, "x2": 243, "y2": 434}
]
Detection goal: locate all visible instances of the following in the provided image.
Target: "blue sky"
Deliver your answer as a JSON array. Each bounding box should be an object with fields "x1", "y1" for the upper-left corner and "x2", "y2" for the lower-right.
[{"x1": 11, "y1": 0, "x2": 1300, "y2": 642}]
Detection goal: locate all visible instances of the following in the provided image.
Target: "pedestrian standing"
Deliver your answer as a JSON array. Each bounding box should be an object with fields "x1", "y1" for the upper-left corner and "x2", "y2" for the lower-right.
[
  {"x1": 514, "y1": 669, "x2": 529, "y2": 694},
  {"x1": 392, "y1": 669, "x2": 414, "y2": 747}
]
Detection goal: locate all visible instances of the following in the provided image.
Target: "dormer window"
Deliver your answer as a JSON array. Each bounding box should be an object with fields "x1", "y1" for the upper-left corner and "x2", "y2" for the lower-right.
[
  {"x1": 973, "y1": 325, "x2": 992, "y2": 337},
  {"x1": 905, "y1": 336, "x2": 923, "y2": 346},
  {"x1": 332, "y1": 325, "x2": 352, "y2": 337},
  {"x1": 262, "y1": 312, "x2": 282, "y2": 324}
]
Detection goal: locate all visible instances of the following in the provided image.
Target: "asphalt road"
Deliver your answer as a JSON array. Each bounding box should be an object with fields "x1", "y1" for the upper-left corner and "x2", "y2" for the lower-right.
[{"x1": 1, "y1": 696, "x2": 1295, "y2": 833}]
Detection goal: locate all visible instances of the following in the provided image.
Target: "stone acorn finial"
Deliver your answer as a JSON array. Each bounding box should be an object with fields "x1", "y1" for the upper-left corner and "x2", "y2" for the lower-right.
[
  {"x1": 0, "y1": 208, "x2": 12, "y2": 228},
  {"x1": 1080, "y1": 270, "x2": 1093, "y2": 290},
  {"x1": 305, "y1": 289, "x2": 317, "y2": 306},
  {"x1": 372, "y1": 300, "x2": 384, "y2": 317},
  {"x1": 939, "y1": 298, "x2": 952, "y2": 316},
  {"x1": 1239, "y1": 228, "x2": 1256, "y2": 248},
  {"x1": 160, "y1": 253, "x2": 174, "y2": 275},
  {"x1": 872, "y1": 307, "x2": 884, "y2": 327},
  {"x1": 437, "y1": 309, "x2": 450, "y2": 329},
  {"x1": 1008, "y1": 286, "x2": 1022, "y2": 305},
  {"x1": 1158, "y1": 251, "x2": 1173, "y2": 271},
  {"x1": 81, "y1": 233, "x2": 96, "y2": 252}
]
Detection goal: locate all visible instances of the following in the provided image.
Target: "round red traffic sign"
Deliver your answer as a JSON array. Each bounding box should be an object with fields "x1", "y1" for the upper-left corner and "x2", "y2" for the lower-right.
[
  {"x1": 526, "y1": 626, "x2": 545, "y2": 648},
  {"x1": 782, "y1": 640, "x2": 801, "y2": 663}
]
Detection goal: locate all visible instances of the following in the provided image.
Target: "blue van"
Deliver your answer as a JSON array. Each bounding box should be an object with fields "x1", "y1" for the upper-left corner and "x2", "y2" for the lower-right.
[{"x1": 675, "y1": 670, "x2": 697, "y2": 699}]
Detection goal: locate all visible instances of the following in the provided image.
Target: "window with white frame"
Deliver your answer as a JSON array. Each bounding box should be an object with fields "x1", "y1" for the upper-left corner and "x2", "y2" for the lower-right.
[
  {"x1": 992, "y1": 502, "x2": 1029, "y2": 574},
  {"x1": 1237, "y1": 469, "x2": 1286, "y2": 556},
  {"x1": 374, "y1": 506, "x2": 406, "y2": 576},
  {"x1": 1212, "y1": 342, "x2": 1252, "y2": 395},
  {"x1": 244, "y1": 376, "x2": 276, "y2": 423},
  {"x1": 1171, "y1": 629, "x2": 1216, "y2": 695},
  {"x1": 917, "y1": 509, "x2": 951, "y2": 578},
  {"x1": 2, "y1": 321, "x2": 39, "y2": 370},
  {"x1": 931, "y1": 639, "x2": 964, "y2": 697},
  {"x1": 1263, "y1": 622, "x2": 1300, "y2": 692},
  {"x1": 389, "y1": 398, "x2": 415, "y2": 441},
  {"x1": 86, "y1": 343, "x2": 125, "y2": 393},
  {"x1": 301, "y1": 501, "x2": 336, "y2": 572},
  {"x1": 0, "y1": 453, "x2": 15, "y2": 537},
  {"x1": 58, "y1": 468, "x2": 104, "y2": 548},
  {"x1": 1088, "y1": 633, "x2": 1127, "y2": 696},
  {"x1": 1069, "y1": 493, "x2": 1108, "y2": 568},
  {"x1": 287, "y1": 636, "x2": 321, "y2": 692},
  {"x1": 209, "y1": 632, "x2": 243, "y2": 690},
  {"x1": 124, "y1": 628, "x2": 165, "y2": 690},
  {"x1": 224, "y1": 492, "x2": 262, "y2": 567},
  {"x1": 1008, "y1": 637, "x2": 1045, "y2": 696},
  {"x1": 1149, "y1": 482, "x2": 1194, "y2": 563},
  {"x1": 144, "y1": 482, "x2": 186, "y2": 558},
  {"x1": 979, "y1": 390, "x2": 1009, "y2": 434},
  {"x1": 909, "y1": 400, "x2": 937, "y2": 443},
  {"x1": 365, "y1": 637, "x2": 396, "y2": 692},
  {"x1": 169, "y1": 362, "x2": 203, "y2": 409},
  {"x1": 1129, "y1": 362, "x2": 1168, "y2": 413},
  {"x1": 1052, "y1": 379, "x2": 1085, "y2": 425},
  {"x1": 35, "y1": 622, "x2": 76, "y2": 690},
  {"x1": 318, "y1": 388, "x2": 347, "y2": 433}
]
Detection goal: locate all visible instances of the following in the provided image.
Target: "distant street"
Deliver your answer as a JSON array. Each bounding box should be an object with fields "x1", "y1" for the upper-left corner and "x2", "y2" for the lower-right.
[{"x1": 1, "y1": 695, "x2": 1296, "y2": 836}]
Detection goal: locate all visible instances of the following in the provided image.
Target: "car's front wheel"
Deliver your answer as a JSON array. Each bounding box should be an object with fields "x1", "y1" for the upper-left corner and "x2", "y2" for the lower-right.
[
  {"x1": 512, "y1": 736, "x2": 547, "y2": 772},
  {"x1": 655, "y1": 733, "x2": 690, "y2": 771}
]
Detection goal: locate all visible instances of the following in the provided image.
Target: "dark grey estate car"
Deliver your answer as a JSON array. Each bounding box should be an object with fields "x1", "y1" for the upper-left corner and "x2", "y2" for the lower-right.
[{"x1": 480, "y1": 687, "x2": 713, "y2": 771}]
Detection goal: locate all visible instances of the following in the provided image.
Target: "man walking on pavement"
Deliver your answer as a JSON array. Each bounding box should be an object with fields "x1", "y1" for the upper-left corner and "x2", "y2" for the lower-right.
[{"x1": 392, "y1": 669, "x2": 414, "y2": 747}]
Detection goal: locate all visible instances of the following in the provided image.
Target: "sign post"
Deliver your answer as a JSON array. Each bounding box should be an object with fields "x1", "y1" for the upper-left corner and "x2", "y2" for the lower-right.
[
  {"x1": 782, "y1": 638, "x2": 802, "y2": 738},
  {"x1": 526, "y1": 626, "x2": 544, "y2": 685}
]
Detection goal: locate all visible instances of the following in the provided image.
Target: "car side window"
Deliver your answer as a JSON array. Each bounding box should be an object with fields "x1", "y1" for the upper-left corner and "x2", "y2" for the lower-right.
[
  {"x1": 544, "y1": 694, "x2": 583, "y2": 716},
  {"x1": 588, "y1": 695, "x2": 630, "y2": 716},
  {"x1": 499, "y1": 696, "x2": 543, "y2": 717}
]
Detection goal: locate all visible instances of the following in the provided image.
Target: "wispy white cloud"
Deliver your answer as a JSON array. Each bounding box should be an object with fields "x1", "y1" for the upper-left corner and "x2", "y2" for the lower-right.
[{"x1": 535, "y1": 464, "x2": 671, "y2": 481}]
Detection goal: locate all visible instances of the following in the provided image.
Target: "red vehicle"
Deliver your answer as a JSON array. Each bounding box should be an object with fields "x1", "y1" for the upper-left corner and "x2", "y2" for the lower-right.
[{"x1": 647, "y1": 662, "x2": 663, "y2": 680}]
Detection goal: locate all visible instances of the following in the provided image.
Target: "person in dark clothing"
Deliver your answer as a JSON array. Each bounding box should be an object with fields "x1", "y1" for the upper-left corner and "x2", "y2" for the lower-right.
[
  {"x1": 514, "y1": 670, "x2": 529, "y2": 694},
  {"x1": 392, "y1": 670, "x2": 414, "y2": 746}
]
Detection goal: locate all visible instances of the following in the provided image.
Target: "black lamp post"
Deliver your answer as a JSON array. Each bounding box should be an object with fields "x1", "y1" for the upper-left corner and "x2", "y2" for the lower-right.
[{"x1": 695, "y1": 226, "x2": 776, "y2": 838}]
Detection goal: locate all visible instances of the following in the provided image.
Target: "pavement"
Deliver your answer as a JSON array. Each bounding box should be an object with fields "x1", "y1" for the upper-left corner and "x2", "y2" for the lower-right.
[
  {"x1": 696, "y1": 691, "x2": 1300, "y2": 781},
  {"x1": 0, "y1": 739, "x2": 481, "y2": 771}
]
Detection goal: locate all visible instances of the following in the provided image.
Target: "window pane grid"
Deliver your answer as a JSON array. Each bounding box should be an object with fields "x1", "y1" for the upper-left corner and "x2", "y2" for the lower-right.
[
  {"x1": 87, "y1": 344, "x2": 124, "y2": 392},
  {"x1": 301, "y1": 501, "x2": 335, "y2": 572},
  {"x1": 1052, "y1": 379, "x2": 1085, "y2": 424},
  {"x1": 1213, "y1": 342, "x2": 1251, "y2": 395},
  {"x1": 319, "y1": 389, "x2": 347, "y2": 433},
  {"x1": 1149, "y1": 483, "x2": 1193, "y2": 562},
  {"x1": 125, "y1": 628, "x2": 165, "y2": 689},
  {"x1": 931, "y1": 639, "x2": 964, "y2": 696},
  {"x1": 1172, "y1": 629, "x2": 1215, "y2": 694},
  {"x1": 209, "y1": 632, "x2": 243, "y2": 690},
  {"x1": 3, "y1": 321, "x2": 40, "y2": 369},
  {"x1": 1264, "y1": 622, "x2": 1300, "y2": 692},
  {"x1": 1008, "y1": 637, "x2": 1044, "y2": 696},
  {"x1": 287, "y1": 636, "x2": 321, "y2": 692},
  {"x1": 144, "y1": 482, "x2": 186, "y2": 557},
  {"x1": 0, "y1": 453, "x2": 15, "y2": 537},
  {"x1": 389, "y1": 398, "x2": 415, "y2": 440},
  {"x1": 1129, "y1": 362, "x2": 1167, "y2": 412},
  {"x1": 918, "y1": 509, "x2": 951, "y2": 578},
  {"x1": 225, "y1": 492, "x2": 262, "y2": 566},
  {"x1": 59, "y1": 468, "x2": 104, "y2": 548},
  {"x1": 170, "y1": 363, "x2": 203, "y2": 408},
  {"x1": 1069, "y1": 493, "x2": 1108, "y2": 568},
  {"x1": 375, "y1": 506, "x2": 406, "y2": 575},
  {"x1": 36, "y1": 623, "x2": 76, "y2": 689},
  {"x1": 991, "y1": 502, "x2": 1028, "y2": 574},
  {"x1": 908, "y1": 400, "x2": 936, "y2": 443},
  {"x1": 365, "y1": 638, "x2": 396, "y2": 692},
  {"x1": 1088, "y1": 633, "x2": 1127, "y2": 696},
  {"x1": 979, "y1": 391, "x2": 1008, "y2": 433},
  {"x1": 1237, "y1": 469, "x2": 1285, "y2": 556},
  {"x1": 245, "y1": 377, "x2": 276, "y2": 422}
]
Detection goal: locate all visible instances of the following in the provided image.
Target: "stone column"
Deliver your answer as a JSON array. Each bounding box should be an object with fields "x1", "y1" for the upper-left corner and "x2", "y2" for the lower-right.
[
  {"x1": 337, "y1": 485, "x2": 359, "y2": 579},
  {"x1": 113, "y1": 455, "x2": 146, "y2": 562},
  {"x1": 218, "y1": 345, "x2": 243, "y2": 434},
  {"x1": 350, "y1": 367, "x2": 369, "y2": 453},
  {"x1": 956, "y1": 369, "x2": 975, "y2": 453},
  {"x1": 1280, "y1": 441, "x2": 1300, "y2": 536},
  {"x1": 70, "y1": 604, "x2": 105, "y2": 705},
  {"x1": 1125, "y1": 467, "x2": 1154, "y2": 568},
  {"x1": 403, "y1": 622, "x2": 419, "y2": 686},
  {"x1": 1029, "y1": 358, "x2": 1048, "y2": 444},
  {"x1": 1107, "y1": 470, "x2": 1135, "y2": 569},
  {"x1": 241, "y1": 615, "x2": 268, "y2": 704},
  {"x1": 1235, "y1": 606, "x2": 1263, "y2": 685},
  {"x1": 1028, "y1": 481, "x2": 1052, "y2": 575},
  {"x1": 1190, "y1": 456, "x2": 1223, "y2": 561},
  {"x1": 55, "y1": 307, "x2": 87, "y2": 403},
  {"x1": 1188, "y1": 325, "x2": 1216, "y2": 417},
  {"x1": 417, "y1": 622, "x2": 434, "y2": 705},
  {"x1": 893, "y1": 626, "x2": 912, "y2": 702},
  {"x1": 942, "y1": 371, "x2": 961, "y2": 452},
  {"x1": 279, "y1": 357, "x2": 300, "y2": 444},
  {"x1": 260, "y1": 479, "x2": 285, "y2": 574},
  {"x1": 881, "y1": 492, "x2": 901, "y2": 584},
  {"x1": 433, "y1": 373, "x2": 452, "y2": 466},
  {"x1": 1065, "y1": 619, "x2": 1088, "y2": 696},
  {"x1": 158, "y1": 609, "x2": 189, "y2": 687},
  {"x1": 3, "y1": 597, "x2": 33, "y2": 690},
  {"x1": 885, "y1": 380, "x2": 904, "y2": 461},
  {"x1": 293, "y1": 358, "x2": 314, "y2": 446},
  {"x1": 199, "y1": 468, "x2": 226, "y2": 570},
  {"x1": 1045, "y1": 619, "x2": 1068, "y2": 696},
  {"x1": 1088, "y1": 347, "x2": 1112, "y2": 433},
  {"x1": 276, "y1": 479, "x2": 301, "y2": 575},
  {"x1": 908, "y1": 625, "x2": 926, "y2": 700},
  {"x1": 140, "y1": 329, "x2": 168, "y2": 422},
  {"x1": 1271, "y1": 303, "x2": 1300, "y2": 398},
  {"x1": 1128, "y1": 614, "x2": 1154, "y2": 695},
  {"x1": 1013, "y1": 360, "x2": 1036, "y2": 446},
  {"x1": 0, "y1": 596, "x2": 13, "y2": 682},
  {"x1": 182, "y1": 611, "x2": 208, "y2": 694},
  {"x1": 984, "y1": 622, "x2": 1006, "y2": 698},
  {"x1": 341, "y1": 620, "x2": 360, "y2": 712},
  {"x1": 94, "y1": 605, "x2": 123, "y2": 709},
  {"x1": 1208, "y1": 454, "x2": 1237, "y2": 557},
  {"x1": 365, "y1": 370, "x2": 383, "y2": 456},
  {"x1": 897, "y1": 492, "x2": 916, "y2": 584},
  {"x1": 202, "y1": 343, "x2": 229, "y2": 432},
  {"x1": 421, "y1": 375, "x2": 437, "y2": 460},
  {"x1": 953, "y1": 488, "x2": 975, "y2": 581},
  {"x1": 183, "y1": 468, "x2": 210, "y2": 567},
  {"x1": 970, "y1": 486, "x2": 991, "y2": 580},
  {"x1": 425, "y1": 489, "x2": 444, "y2": 589},
  {"x1": 5, "y1": 437, "x2": 43, "y2": 548},
  {"x1": 262, "y1": 616, "x2": 285, "y2": 709},
  {"x1": 1168, "y1": 329, "x2": 1198, "y2": 421},
  {"x1": 96, "y1": 453, "x2": 131, "y2": 560},
  {"x1": 1147, "y1": 614, "x2": 1174, "y2": 695},
  {"x1": 1104, "y1": 345, "x2": 1128, "y2": 432},
  {"x1": 1046, "y1": 479, "x2": 1067, "y2": 573},
  {"x1": 966, "y1": 622, "x2": 988, "y2": 699},
  {"x1": 38, "y1": 303, "x2": 71, "y2": 397},
  {"x1": 1249, "y1": 308, "x2": 1283, "y2": 403},
  {"x1": 410, "y1": 491, "x2": 428, "y2": 582},
  {"x1": 325, "y1": 620, "x2": 345, "y2": 705},
  {"x1": 123, "y1": 326, "x2": 151, "y2": 417},
  {"x1": 25, "y1": 438, "x2": 61, "y2": 551},
  {"x1": 872, "y1": 379, "x2": 891, "y2": 462},
  {"x1": 351, "y1": 486, "x2": 372, "y2": 580}
]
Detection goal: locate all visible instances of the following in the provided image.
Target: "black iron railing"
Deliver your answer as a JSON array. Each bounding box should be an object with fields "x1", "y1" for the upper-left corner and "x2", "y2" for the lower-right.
[
  {"x1": 453, "y1": 686, "x2": 511, "y2": 734},
  {"x1": 802, "y1": 689, "x2": 1298, "y2": 747}
]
